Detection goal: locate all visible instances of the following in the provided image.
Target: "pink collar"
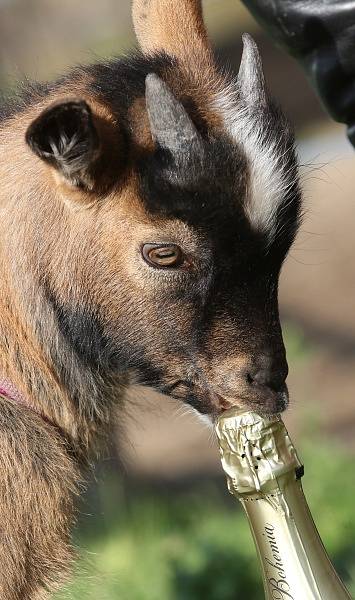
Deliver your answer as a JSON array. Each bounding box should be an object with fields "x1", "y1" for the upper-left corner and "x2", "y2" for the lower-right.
[
  {"x1": 0, "y1": 377, "x2": 57, "y2": 429},
  {"x1": 0, "y1": 377, "x2": 30, "y2": 406}
]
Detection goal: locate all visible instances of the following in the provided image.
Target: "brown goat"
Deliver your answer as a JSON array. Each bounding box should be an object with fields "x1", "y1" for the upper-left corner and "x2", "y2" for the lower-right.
[{"x1": 0, "y1": 0, "x2": 302, "y2": 597}]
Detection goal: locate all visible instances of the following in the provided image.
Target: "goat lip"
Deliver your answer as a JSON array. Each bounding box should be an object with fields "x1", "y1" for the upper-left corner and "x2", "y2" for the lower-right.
[
  {"x1": 211, "y1": 387, "x2": 289, "y2": 418},
  {"x1": 213, "y1": 393, "x2": 241, "y2": 412},
  {"x1": 162, "y1": 382, "x2": 288, "y2": 419},
  {"x1": 247, "y1": 389, "x2": 289, "y2": 417}
]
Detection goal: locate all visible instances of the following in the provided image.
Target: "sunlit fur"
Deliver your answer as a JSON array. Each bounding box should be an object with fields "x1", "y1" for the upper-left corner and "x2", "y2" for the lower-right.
[{"x1": 0, "y1": 0, "x2": 302, "y2": 596}]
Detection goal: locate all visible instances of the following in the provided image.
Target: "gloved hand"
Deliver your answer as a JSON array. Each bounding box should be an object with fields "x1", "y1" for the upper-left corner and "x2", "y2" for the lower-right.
[{"x1": 241, "y1": 0, "x2": 355, "y2": 146}]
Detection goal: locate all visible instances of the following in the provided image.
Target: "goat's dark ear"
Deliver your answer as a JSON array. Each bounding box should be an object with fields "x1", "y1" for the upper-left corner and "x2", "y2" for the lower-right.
[{"x1": 25, "y1": 100, "x2": 100, "y2": 188}]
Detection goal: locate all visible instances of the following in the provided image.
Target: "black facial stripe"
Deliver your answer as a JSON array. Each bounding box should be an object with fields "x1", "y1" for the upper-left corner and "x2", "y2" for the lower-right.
[
  {"x1": 44, "y1": 287, "x2": 115, "y2": 370},
  {"x1": 42, "y1": 283, "x2": 167, "y2": 386}
]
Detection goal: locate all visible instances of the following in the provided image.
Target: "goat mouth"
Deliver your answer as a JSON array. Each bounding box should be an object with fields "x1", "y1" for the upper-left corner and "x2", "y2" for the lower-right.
[
  {"x1": 203, "y1": 391, "x2": 289, "y2": 424},
  {"x1": 163, "y1": 380, "x2": 288, "y2": 420},
  {"x1": 249, "y1": 388, "x2": 289, "y2": 417},
  {"x1": 216, "y1": 386, "x2": 289, "y2": 416}
]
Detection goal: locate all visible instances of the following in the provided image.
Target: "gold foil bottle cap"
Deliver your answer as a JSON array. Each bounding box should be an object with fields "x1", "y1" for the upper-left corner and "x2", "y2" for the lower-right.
[{"x1": 215, "y1": 409, "x2": 303, "y2": 496}]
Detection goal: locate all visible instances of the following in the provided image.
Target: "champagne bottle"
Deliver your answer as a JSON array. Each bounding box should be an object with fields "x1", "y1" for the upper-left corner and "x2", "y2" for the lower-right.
[{"x1": 215, "y1": 409, "x2": 352, "y2": 600}]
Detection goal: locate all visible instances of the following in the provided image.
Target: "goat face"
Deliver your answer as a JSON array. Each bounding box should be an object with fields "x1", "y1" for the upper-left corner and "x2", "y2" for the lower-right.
[{"x1": 24, "y1": 41, "x2": 301, "y2": 421}]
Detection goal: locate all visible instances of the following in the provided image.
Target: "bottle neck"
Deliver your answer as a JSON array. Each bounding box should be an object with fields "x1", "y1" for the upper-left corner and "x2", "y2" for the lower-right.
[
  {"x1": 238, "y1": 476, "x2": 350, "y2": 600},
  {"x1": 215, "y1": 410, "x2": 351, "y2": 600}
]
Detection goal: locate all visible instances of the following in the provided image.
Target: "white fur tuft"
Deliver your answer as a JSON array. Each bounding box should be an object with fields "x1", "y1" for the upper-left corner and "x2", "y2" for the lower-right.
[{"x1": 213, "y1": 86, "x2": 295, "y2": 242}]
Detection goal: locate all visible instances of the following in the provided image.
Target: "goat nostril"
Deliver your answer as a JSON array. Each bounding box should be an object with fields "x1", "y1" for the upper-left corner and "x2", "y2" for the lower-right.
[
  {"x1": 246, "y1": 372, "x2": 254, "y2": 386},
  {"x1": 246, "y1": 368, "x2": 287, "y2": 393}
]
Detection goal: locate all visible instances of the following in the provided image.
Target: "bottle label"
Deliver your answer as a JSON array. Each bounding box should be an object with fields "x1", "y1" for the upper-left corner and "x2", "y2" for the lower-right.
[{"x1": 263, "y1": 523, "x2": 294, "y2": 599}]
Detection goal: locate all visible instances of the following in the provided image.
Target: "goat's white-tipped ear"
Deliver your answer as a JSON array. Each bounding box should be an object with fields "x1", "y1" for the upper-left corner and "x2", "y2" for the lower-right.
[
  {"x1": 145, "y1": 74, "x2": 201, "y2": 154},
  {"x1": 237, "y1": 33, "x2": 267, "y2": 107}
]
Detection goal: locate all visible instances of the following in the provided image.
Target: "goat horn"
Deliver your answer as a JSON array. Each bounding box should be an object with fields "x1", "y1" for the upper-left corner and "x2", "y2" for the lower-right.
[
  {"x1": 145, "y1": 73, "x2": 201, "y2": 153},
  {"x1": 237, "y1": 33, "x2": 267, "y2": 107}
]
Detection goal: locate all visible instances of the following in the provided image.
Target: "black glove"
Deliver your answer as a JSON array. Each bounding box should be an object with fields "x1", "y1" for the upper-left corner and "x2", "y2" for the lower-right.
[{"x1": 241, "y1": 0, "x2": 355, "y2": 147}]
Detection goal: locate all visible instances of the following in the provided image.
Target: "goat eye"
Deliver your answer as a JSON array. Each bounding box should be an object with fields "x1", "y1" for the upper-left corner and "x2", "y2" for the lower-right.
[{"x1": 142, "y1": 243, "x2": 185, "y2": 268}]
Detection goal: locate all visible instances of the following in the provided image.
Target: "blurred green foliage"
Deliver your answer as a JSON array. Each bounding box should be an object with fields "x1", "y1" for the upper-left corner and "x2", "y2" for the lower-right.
[
  {"x1": 56, "y1": 326, "x2": 354, "y2": 599},
  {"x1": 56, "y1": 437, "x2": 355, "y2": 600},
  {"x1": 283, "y1": 322, "x2": 313, "y2": 364}
]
